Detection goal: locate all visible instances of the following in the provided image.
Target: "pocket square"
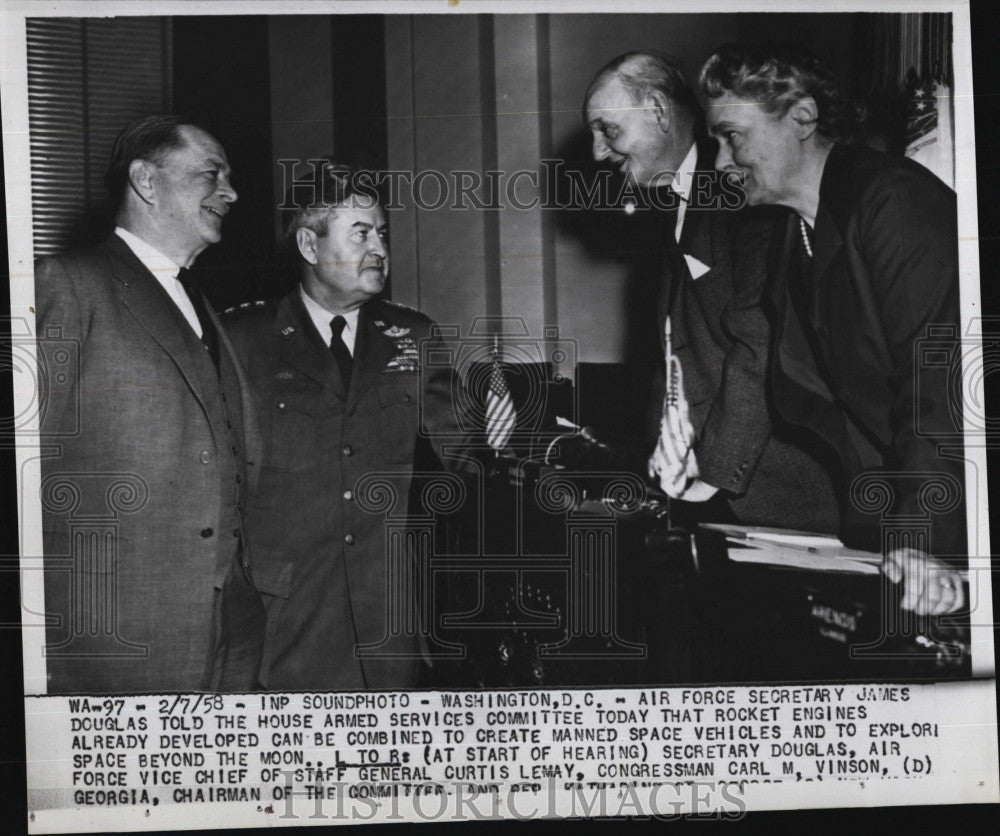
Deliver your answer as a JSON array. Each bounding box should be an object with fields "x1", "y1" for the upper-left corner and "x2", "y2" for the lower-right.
[{"x1": 684, "y1": 253, "x2": 712, "y2": 280}]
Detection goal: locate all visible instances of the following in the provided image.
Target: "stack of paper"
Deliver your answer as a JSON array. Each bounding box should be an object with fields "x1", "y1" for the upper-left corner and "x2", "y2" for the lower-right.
[{"x1": 699, "y1": 523, "x2": 883, "y2": 575}]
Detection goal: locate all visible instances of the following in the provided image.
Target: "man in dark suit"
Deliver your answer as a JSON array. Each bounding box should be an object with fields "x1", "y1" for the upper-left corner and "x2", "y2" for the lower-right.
[
  {"x1": 584, "y1": 52, "x2": 840, "y2": 532},
  {"x1": 35, "y1": 115, "x2": 263, "y2": 693},
  {"x1": 700, "y1": 43, "x2": 967, "y2": 615},
  {"x1": 223, "y1": 163, "x2": 471, "y2": 691}
]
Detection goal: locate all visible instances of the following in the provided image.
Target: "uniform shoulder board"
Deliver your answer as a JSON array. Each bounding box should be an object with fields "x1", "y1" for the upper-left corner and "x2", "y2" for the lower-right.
[
  {"x1": 221, "y1": 299, "x2": 272, "y2": 317},
  {"x1": 383, "y1": 299, "x2": 418, "y2": 312},
  {"x1": 382, "y1": 299, "x2": 424, "y2": 316}
]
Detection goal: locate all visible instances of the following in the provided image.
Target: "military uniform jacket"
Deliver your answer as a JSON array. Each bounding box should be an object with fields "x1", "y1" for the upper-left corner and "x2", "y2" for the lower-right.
[
  {"x1": 35, "y1": 234, "x2": 259, "y2": 694},
  {"x1": 223, "y1": 291, "x2": 472, "y2": 691}
]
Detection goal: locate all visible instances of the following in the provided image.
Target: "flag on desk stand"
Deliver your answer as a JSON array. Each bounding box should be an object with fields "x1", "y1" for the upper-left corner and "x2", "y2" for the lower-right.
[
  {"x1": 485, "y1": 335, "x2": 516, "y2": 453},
  {"x1": 662, "y1": 315, "x2": 677, "y2": 529}
]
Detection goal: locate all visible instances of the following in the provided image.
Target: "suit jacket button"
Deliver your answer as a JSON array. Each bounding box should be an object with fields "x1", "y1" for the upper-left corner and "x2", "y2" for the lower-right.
[
  {"x1": 200, "y1": 527, "x2": 214, "y2": 538},
  {"x1": 277, "y1": 401, "x2": 286, "y2": 410},
  {"x1": 403, "y1": 394, "x2": 412, "y2": 404},
  {"x1": 344, "y1": 534, "x2": 355, "y2": 545},
  {"x1": 343, "y1": 490, "x2": 353, "y2": 501},
  {"x1": 342, "y1": 445, "x2": 353, "y2": 456},
  {"x1": 199, "y1": 450, "x2": 212, "y2": 464},
  {"x1": 232, "y1": 529, "x2": 240, "y2": 537}
]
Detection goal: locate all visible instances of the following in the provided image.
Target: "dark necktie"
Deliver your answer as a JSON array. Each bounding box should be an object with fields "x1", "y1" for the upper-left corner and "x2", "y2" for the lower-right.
[
  {"x1": 177, "y1": 267, "x2": 220, "y2": 372},
  {"x1": 329, "y1": 315, "x2": 353, "y2": 389},
  {"x1": 659, "y1": 201, "x2": 684, "y2": 317},
  {"x1": 666, "y1": 200, "x2": 684, "y2": 248},
  {"x1": 656, "y1": 189, "x2": 680, "y2": 248}
]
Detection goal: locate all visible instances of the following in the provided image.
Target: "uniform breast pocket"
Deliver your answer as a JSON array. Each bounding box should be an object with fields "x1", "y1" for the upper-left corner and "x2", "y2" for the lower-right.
[
  {"x1": 269, "y1": 389, "x2": 338, "y2": 472},
  {"x1": 375, "y1": 382, "x2": 419, "y2": 464}
]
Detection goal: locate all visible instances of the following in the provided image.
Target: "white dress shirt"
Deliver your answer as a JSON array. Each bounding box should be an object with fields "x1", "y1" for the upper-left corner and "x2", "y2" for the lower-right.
[
  {"x1": 299, "y1": 286, "x2": 359, "y2": 356},
  {"x1": 115, "y1": 226, "x2": 203, "y2": 338}
]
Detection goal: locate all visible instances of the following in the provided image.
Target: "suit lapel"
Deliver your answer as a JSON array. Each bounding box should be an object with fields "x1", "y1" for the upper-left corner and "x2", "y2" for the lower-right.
[
  {"x1": 809, "y1": 201, "x2": 842, "y2": 317},
  {"x1": 668, "y1": 145, "x2": 722, "y2": 348},
  {"x1": 809, "y1": 145, "x2": 853, "y2": 329},
  {"x1": 678, "y1": 205, "x2": 715, "y2": 278},
  {"x1": 767, "y1": 213, "x2": 848, "y2": 456},
  {"x1": 766, "y1": 212, "x2": 797, "y2": 315},
  {"x1": 106, "y1": 236, "x2": 218, "y2": 420},
  {"x1": 655, "y1": 179, "x2": 691, "y2": 344},
  {"x1": 769, "y1": 215, "x2": 826, "y2": 404},
  {"x1": 677, "y1": 142, "x2": 720, "y2": 258},
  {"x1": 347, "y1": 302, "x2": 398, "y2": 412},
  {"x1": 212, "y1": 305, "x2": 263, "y2": 494},
  {"x1": 275, "y1": 292, "x2": 345, "y2": 397},
  {"x1": 180, "y1": 285, "x2": 225, "y2": 410},
  {"x1": 663, "y1": 211, "x2": 702, "y2": 353},
  {"x1": 677, "y1": 196, "x2": 701, "y2": 257}
]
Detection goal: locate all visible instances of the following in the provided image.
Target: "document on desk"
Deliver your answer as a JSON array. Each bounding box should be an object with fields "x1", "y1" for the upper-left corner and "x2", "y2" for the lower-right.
[{"x1": 700, "y1": 523, "x2": 883, "y2": 574}]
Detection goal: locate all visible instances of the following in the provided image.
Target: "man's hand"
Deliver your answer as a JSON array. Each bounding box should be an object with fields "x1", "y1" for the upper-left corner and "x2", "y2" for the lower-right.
[
  {"x1": 883, "y1": 547, "x2": 965, "y2": 615},
  {"x1": 648, "y1": 359, "x2": 719, "y2": 502}
]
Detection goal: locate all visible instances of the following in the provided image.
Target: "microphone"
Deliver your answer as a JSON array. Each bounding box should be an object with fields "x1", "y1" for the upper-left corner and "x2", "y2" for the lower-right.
[{"x1": 578, "y1": 425, "x2": 610, "y2": 450}]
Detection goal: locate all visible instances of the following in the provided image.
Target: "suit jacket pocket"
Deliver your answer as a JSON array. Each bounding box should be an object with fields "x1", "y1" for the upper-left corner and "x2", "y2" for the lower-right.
[{"x1": 375, "y1": 382, "x2": 419, "y2": 464}]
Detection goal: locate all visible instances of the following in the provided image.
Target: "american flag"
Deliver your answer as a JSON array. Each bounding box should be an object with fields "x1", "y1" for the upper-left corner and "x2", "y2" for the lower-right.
[
  {"x1": 904, "y1": 67, "x2": 953, "y2": 188},
  {"x1": 905, "y1": 69, "x2": 938, "y2": 153},
  {"x1": 485, "y1": 350, "x2": 516, "y2": 451}
]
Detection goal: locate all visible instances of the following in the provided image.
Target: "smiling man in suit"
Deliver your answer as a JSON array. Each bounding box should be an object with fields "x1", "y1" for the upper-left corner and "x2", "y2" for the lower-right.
[
  {"x1": 223, "y1": 162, "x2": 470, "y2": 691},
  {"x1": 583, "y1": 52, "x2": 840, "y2": 532},
  {"x1": 35, "y1": 115, "x2": 263, "y2": 693},
  {"x1": 699, "y1": 43, "x2": 967, "y2": 615}
]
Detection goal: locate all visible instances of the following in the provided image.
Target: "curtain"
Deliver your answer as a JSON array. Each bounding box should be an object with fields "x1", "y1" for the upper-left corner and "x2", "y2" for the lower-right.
[{"x1": 26, "y1": 17, "x2": 173, "y2": 256}]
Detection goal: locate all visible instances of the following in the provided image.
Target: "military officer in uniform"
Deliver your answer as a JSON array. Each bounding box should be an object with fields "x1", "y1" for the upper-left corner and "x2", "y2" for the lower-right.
[{"x1": 223, "y1": 163, "x2": 472, "y2": 690}]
